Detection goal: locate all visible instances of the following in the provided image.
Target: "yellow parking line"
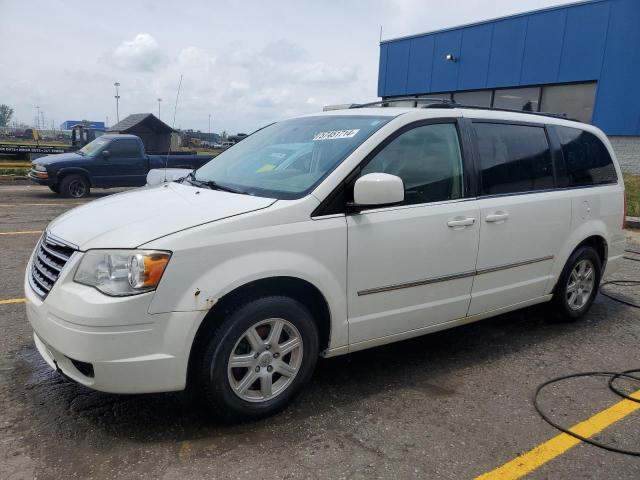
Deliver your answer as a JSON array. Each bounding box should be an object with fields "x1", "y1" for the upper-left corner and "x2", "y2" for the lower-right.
[
  {"x1": 0, "y1": 298, "x2": 26, "y2": 305},
  {"x1": 476, "y1": 389, "x2": 640, "y2": 480},
  {"x1": 0, "y1": 230, "x2": 43, "y2": 236}
]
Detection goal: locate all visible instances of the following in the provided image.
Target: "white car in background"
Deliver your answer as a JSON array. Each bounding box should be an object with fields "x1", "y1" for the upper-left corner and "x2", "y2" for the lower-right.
[{"x1": 25, "y1": 101, "x2": 625, "y2": 420}]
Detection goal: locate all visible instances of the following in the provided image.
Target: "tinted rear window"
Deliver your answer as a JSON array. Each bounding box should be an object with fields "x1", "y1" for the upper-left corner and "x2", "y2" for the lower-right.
[
  {"x1": 554, "y1": 126, "x2": 617, "y2": 187},
  {"x1": 475, "y1": 123, "x2": 554, "y2": 195}
]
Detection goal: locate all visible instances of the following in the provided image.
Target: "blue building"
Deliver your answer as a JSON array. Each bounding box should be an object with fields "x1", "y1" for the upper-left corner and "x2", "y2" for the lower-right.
[
  {"x1": 59, "y1": 120, "x2": 105, "y2": 131},
  {"x1": 378, "y1": 0, "x2": 640, "y2": 167}
]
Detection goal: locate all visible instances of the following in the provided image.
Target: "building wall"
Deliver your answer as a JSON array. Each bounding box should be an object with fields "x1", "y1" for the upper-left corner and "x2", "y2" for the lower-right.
[
  {"x1": 378, "y1": 0, "x2": 640, "y2": 135},
  {"x1": 609, "y1": 136, "x2": 640, "y2": 173},
  {"x1": 60, "y1": 120, "x2": 105, "y2": 130}
]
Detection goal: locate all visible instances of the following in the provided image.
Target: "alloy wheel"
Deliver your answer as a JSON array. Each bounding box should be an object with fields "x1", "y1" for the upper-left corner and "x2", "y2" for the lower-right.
[
  {"x1": 566, "y1": 259, "x2": 595, "y2": 310},
  {"x1": 227, "y1": 318, "x2": 303, "y2": 403}
]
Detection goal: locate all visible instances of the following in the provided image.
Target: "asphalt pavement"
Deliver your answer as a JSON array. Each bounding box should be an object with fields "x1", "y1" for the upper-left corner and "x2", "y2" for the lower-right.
[{"x1": 1, "y1": 184, "x2": 639, "y2": 479}]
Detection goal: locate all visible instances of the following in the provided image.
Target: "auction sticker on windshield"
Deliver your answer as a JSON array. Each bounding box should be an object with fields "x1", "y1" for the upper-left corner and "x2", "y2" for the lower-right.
[{"x1": 313, "y1": 129, "x2": 360, "y2": 141}]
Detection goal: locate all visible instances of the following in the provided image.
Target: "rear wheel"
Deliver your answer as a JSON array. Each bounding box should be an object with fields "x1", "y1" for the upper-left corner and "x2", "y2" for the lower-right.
[
  {"x1": 194, "y1": 296, "x2": 319, "y2": 421},
  {"x1": 553, "y1": 246, "x2": 601, "y2": 321},
  {"x1": 60, "y1": 174, "x2": 90, "y2": 198}
]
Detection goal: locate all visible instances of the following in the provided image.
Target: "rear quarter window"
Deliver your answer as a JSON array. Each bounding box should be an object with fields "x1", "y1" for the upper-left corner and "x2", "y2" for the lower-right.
[{"x1": 554, "y1": 126, "x2": 617, "y2": 187}]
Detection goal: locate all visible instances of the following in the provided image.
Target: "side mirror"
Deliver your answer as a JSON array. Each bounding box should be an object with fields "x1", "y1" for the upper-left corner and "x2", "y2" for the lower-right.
[
  {"x1": 101, "y1": 150, "x2": 110, "y2": 159},
  {"x1": 352, "y1": 173, "x2": 404, "y2": 208}
]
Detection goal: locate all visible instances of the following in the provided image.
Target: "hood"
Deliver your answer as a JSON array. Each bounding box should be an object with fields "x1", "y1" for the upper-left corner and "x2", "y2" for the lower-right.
[
  {"x1": 48, "y1": 182, "x2": 276, "y2": 250},
  {"x1": 34, "y1": 152, "x2": 85, "y2": 167}
]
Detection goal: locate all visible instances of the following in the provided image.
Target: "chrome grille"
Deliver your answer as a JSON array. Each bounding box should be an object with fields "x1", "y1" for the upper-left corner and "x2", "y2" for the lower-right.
[{"x1": 29, "y1": 233, "x2": 76, "y2": 298}]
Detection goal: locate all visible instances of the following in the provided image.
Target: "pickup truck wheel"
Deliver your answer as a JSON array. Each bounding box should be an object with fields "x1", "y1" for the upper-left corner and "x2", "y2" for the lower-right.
[
  {"x1": 60, "y1": 174, "x2": 90, "y2": 198},
  {"x1": 194, "y1": 296, "x2": 319, "y2": 421},
  {"x1": 48, "y1": 185, "x2": 60, "y2": 194}
]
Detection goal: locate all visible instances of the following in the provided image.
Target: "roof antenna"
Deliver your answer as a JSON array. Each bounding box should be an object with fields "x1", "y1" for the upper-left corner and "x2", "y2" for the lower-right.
[
  {"x1": 164, "y1": 74, "x2": 183, "y2": 183},
  {"x1": 379, "y1": 25, "x2": 383, "y2": 42}
]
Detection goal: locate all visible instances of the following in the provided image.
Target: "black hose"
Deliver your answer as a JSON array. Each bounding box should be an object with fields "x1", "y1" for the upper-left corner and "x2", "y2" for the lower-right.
[
  {"x1": 534, "y1": 371, "x2": 640, "y2": 456},
  {"x1": 532, "y1": 253, "x2": 640, "y2": 456},
  {"x1": 600, "y1": 280, "x2": 640, "y2": 308}
]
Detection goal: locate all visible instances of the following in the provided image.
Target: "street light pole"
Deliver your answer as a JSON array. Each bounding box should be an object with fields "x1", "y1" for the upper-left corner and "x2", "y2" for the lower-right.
[
  {"x1": 114, "y1": 82, "x2": 121, "y2": 123},
  {"x1": 157, "y1": 98, "x2": 162, "y2": 120}
]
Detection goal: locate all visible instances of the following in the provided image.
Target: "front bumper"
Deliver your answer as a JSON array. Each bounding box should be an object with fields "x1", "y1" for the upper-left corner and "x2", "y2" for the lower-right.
[
  {"x1": 28, "y1": 170, "x2": 53, "y2": 186},
  {"x1": 24, "y1": 254, "x2": 206, "y2": 394}
]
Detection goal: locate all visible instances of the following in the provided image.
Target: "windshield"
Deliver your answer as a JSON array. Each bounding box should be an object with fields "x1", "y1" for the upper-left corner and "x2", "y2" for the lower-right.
[
  {"x1": 78, "y1": 137, "x2": 110, "y2": 156},
  {"x1": 193, "y1": 115, "x2": 392, "y2": 199}
]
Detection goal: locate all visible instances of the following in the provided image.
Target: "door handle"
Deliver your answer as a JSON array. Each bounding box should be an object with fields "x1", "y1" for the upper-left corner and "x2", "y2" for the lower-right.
[
  {"x1": 485, "y1": 212, "x2": 509, "y2": 223},
  {"x1": 447, "y1": 217, "x2": 476, "y2": 228}
]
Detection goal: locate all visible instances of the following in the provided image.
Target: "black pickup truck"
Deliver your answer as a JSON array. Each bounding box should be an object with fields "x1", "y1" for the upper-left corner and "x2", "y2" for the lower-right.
[{"x1": 29, "y1": 134, "x2": 215, "y2": 198}]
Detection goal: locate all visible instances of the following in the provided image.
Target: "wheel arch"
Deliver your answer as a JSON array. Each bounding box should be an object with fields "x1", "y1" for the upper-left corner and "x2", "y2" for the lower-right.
[
  {"x1": 57, "y1": 167, "x2": 93, "y2": 186},
  {"x1": 549, "y1": 228, "x2": 609, "y2": 294},
  {"x1": 574, "y1": 235, "x2": 608, "y2": 267},
  {"x1": 186, "y1": 276, "x2": 332, "y2": 383}
]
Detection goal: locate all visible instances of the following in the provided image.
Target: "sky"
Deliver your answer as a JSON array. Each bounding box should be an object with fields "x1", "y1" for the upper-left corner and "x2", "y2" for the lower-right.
[{"x1": 0, "y1": 0, "x2": 583, "y2": 134}]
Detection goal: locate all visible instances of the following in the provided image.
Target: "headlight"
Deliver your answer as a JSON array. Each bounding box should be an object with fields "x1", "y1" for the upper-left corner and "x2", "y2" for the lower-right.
[
  {"x1": 33, "y1": 164, "x2": 47, "y2": 172},
  {"x1": 74, "y1": 250, "x2": 171, "y2": 296}
]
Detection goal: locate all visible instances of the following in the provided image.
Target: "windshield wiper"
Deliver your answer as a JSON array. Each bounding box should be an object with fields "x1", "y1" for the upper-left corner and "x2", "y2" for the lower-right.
[
  {"x1": 184, "y1": 172, "x2": 247, "y2": 195},
  {"x1": 203, "y1": 180, "x2": 247, "y2": 194}
]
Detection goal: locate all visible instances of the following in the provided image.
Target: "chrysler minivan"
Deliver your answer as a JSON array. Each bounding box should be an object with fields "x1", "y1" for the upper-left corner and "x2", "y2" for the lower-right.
[{"x1": 25, "y1": 101, "x2": 625, "y2": 420}]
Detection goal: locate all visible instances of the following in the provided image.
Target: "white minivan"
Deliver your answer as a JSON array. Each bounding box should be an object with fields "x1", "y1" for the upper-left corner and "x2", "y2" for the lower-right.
[{"x1": 25, "y1": 101, "x2": 625, "y2": 420}]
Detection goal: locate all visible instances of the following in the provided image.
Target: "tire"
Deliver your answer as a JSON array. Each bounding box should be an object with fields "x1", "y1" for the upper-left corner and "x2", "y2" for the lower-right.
[
  {"x1": 60, "y1": 174, "x2": 90, "y2": 198},
  {"x1": 193, "y1": 296, "x2": 319, "y2": 421},
  {"x1": 48, "y1": 185, "x2": 60, "y2": 194},
  {"x1": 552, "y1": 246, "x2": 602, "y2": 321}
]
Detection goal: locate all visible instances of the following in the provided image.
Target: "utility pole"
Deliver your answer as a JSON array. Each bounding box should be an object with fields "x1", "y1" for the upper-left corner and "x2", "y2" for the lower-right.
[
  {"x1": 208, "y1": 114, "x2": 211, "y2": 136},
  {"x1": 35, "y1": 105, "x2": 40, "y2": 129},
  {"x1": 114, "y1": 82, "x2": 121, "y2": 123},
  {"x1": 40, "y1": 111, "x2": 45, "y2": 131},
  {"x1": 157, "y1": 98, "x2": 162, "y2": 120}
]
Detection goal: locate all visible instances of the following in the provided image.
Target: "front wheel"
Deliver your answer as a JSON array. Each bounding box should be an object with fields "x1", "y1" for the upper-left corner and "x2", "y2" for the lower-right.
[
  {"x1": 60, "y1": 174, "x2": 90, "y2": 198},
  {"x1": 553, "y1": 246, "x2": 602, "y2": 321},
  {"x1": 194, "y1": 296, "x2": 319, "y2": 421}
]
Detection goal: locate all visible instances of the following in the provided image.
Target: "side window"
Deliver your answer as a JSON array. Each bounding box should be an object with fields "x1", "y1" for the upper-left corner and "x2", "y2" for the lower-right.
[
  {"x1": 361, "y1": 123, "x2": 464, "y2": 205},
  {"x1": 555, "y1": 126, "x2": 617, "y2": 186},
  {"x1": 108, "y1": 139, "x2": 140, "y2": 157},
  {"x1": 474, "y1": 123, "x2": 554, "y2": 195}
]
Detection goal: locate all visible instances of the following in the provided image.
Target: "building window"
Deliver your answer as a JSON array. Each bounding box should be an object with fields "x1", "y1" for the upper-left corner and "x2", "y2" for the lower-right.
[
  {"x1": 493, "y1": 87, "x2": 541, "y2": 112},
  {"x1": 418, "y1": 93, "x2": 452, "y2": 102},
  {"x1": 540, "y1": 82, "x2": 596, "y2": 124},
  {"x1": 384, "y1": 99, "x2": 417, "y2": 107},
  {"x1": 453, "y1": 90, "x2": 492, "y2": 107}
]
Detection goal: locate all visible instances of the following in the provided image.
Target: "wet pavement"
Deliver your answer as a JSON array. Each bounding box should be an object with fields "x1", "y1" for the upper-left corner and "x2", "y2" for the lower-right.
[{"x1": 1, "y1": 184, "x2": 639, "y2": 479}]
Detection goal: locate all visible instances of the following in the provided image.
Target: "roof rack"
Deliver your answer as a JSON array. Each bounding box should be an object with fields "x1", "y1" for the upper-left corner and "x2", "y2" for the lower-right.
[
  {"x1": 349, "y1": 97, "x2": 579, "y2": 122},
  {"x1": 349, "y1": 97, "x2": 454, "y2": 109},
  {"x1": 452, "y1": 104, "x2": 579, "y2": 122}
]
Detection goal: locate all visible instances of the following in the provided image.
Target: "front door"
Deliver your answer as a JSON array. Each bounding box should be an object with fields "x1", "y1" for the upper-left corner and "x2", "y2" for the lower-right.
[
  {"x1": 347, "y1": 122, "x2": 480, "y2": 345},
  {"x1": 97, "y1": 138, "x2": 147, "y2": 187}
]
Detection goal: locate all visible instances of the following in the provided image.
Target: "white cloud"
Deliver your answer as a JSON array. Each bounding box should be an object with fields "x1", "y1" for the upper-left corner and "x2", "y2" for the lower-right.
[
  {"x1": 177, "y1": 46, "x2": 216, "y2": 69},
  {"x1": 112, "y1": 33, "x2": 166, "y2": 72},
  {"x1": 292, "y1": 62, "x2": 358, "y2": 86},
  {"x1": 261, "y1": 39, "x2": 304, "y2": 62}
]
